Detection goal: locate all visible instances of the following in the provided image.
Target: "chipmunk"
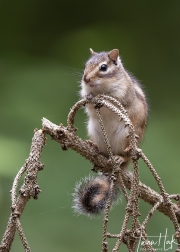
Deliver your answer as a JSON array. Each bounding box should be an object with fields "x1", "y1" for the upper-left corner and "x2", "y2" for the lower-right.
[{"x1": 72, "y1": 48, "x2": 148, "y2": 217}]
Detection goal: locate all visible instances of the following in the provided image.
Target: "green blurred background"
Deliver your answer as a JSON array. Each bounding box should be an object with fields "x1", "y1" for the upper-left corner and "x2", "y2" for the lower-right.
[{"x1": 0, "y1": 1, "x2": 180, "y2": 251}]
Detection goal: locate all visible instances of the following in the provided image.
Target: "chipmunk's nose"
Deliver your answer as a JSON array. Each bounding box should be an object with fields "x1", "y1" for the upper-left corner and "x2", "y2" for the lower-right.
[{"x1": 83, "y1": 74, "x2": 90, "y2": 83}]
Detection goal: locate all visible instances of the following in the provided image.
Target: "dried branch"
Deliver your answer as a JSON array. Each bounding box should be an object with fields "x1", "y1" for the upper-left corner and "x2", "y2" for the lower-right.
[
  {"x1": 43, "y1": 94, "x2": 180, "y2": 251},
  {"x1": 0, "y1": 129, "x2": 46, "y2": 252},
  {"x1": 1, "y1": 95, "x2": 180, "y2": 252},
  {"x1": 42, "y1": 117, "x2": 180, "y2": 223}
]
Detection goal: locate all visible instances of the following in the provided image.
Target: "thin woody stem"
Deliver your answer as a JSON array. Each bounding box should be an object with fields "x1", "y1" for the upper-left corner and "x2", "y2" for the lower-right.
[
  {"x1": 11, "y1": 163, "x2": 28, "y2": 207},
  {"x1": 141, "y1": 200, "x2": 162, "y2": 229},
  {"x1": 67, "y1": 98, "x2": 86, "y2": 129},
  {"x1": 130, "y1": 159, "x2": 140, "y2": 234},
  {"x1": 16, "y1": 219, "x2": 31, "y2": 252},
  {"x1": 102, "y1": 179, "x2": 116, "y2": 252}
]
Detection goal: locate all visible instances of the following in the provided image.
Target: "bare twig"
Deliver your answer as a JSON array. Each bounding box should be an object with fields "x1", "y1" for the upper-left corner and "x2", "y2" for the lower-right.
[
  {"x1": 16, "y1": 219, "x2": 31, "y2": 252},
  {"x1": 11, "y1": 163, "x2": 27, "y2": 207}
]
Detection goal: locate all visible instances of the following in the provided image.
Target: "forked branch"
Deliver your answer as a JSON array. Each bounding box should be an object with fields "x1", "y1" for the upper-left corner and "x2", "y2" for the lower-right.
[{"x1": 0, "y1": 129, "x2": 45, "y2": 252}]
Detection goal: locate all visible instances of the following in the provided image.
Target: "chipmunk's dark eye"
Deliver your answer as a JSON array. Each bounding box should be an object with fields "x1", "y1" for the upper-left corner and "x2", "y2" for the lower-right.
[{"x1": 100, "y1": 64, "x2": 107, "y2": 72}]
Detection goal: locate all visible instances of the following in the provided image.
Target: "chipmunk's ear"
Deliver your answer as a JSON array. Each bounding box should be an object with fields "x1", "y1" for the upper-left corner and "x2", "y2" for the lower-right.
[
  {"x1": 108, "y1": 49, "x2": 119, "y2": 63},
  {"x1": 89, "y1": 48, "x2": 97, "y2": 56}
]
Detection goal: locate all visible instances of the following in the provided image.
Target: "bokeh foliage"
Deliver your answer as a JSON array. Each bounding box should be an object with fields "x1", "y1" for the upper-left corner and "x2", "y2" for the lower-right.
[{"x1": 0, "y1": 1, "x2": 180, "y2": 251}]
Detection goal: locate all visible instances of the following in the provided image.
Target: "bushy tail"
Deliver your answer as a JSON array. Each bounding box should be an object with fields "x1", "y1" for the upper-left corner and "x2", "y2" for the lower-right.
[{"x1": 72, "y1": 174, "x2": 120, "y2": 217}]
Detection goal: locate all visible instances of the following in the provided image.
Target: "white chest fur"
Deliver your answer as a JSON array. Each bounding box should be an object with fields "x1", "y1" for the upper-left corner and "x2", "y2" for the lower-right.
[{"x1": 86, "y1": 104, "x2": 128, "y2": 156}]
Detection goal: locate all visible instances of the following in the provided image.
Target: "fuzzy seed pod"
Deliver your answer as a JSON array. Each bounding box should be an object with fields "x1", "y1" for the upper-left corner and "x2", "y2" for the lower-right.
[{"x1": 72, "y1": 175, "x2": 120, "y2": 217}]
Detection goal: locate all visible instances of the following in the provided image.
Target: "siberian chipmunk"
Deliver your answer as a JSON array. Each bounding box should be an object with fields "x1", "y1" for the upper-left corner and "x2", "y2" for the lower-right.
[{"x1": 72, "y1": 49, "x2": 148, "y2": 217}]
